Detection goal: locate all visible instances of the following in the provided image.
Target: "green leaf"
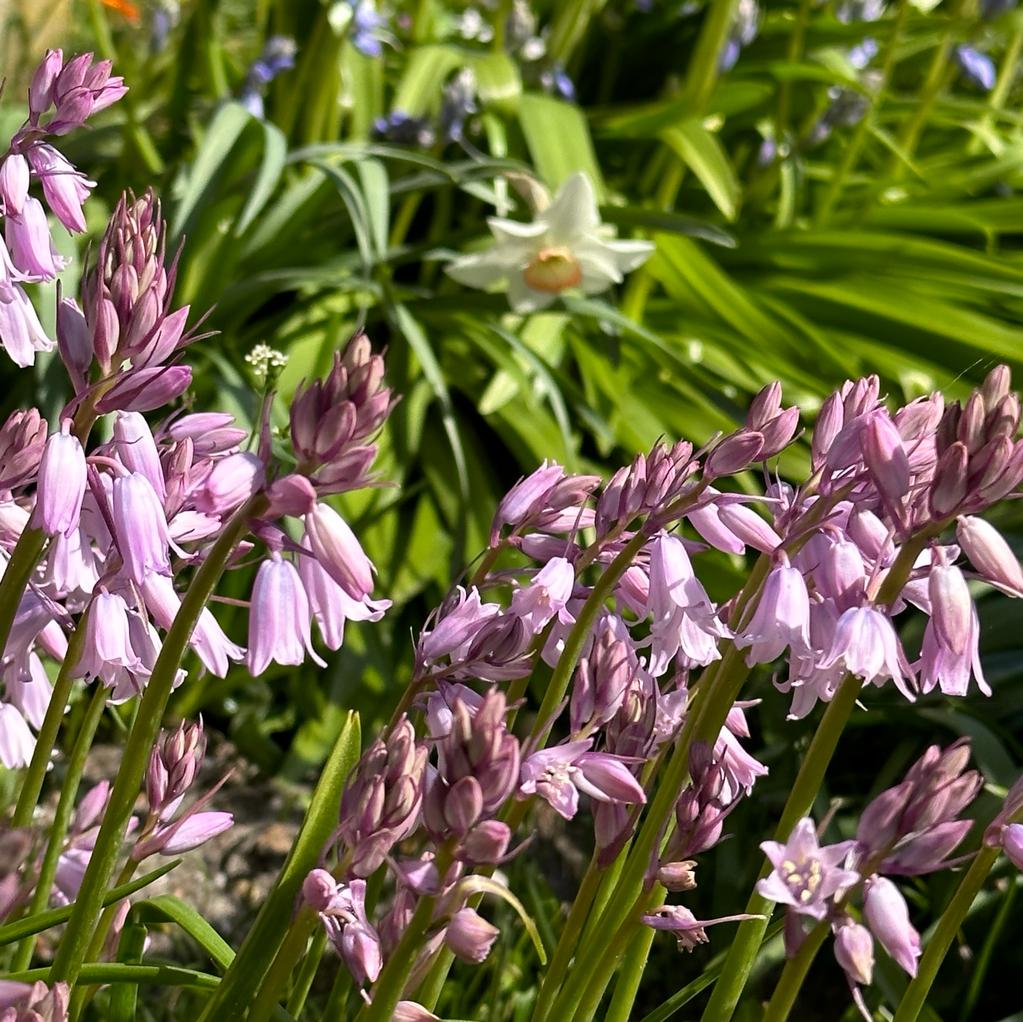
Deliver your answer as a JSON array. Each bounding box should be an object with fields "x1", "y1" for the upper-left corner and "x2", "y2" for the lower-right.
[
  {"x1": 389, "y1": 302, "x2": 470, "y2": 503},
  {"x1": 235, "y1": 119, "x2": 289, "y2": 236},
  {"x1": 356, "y1": 158, "x2": 391, "y2": 259},
  {"x1": 469, "y1": 52, "x2": 522, "y2": 111},
  {"x1": 109, "y1": 920, "x2": 147, "y2": 1022},
  {"x1": 392, "y1": 45, "x2": 463, "y2": 116},
  {"x1": 131, "y1": 895, "x2": 235, "y2": 972},
  {"x1": 661, "y1": 121, "x2": 740, "y2": 221},
  {"x1": 518, "y1": 93, "x2": 605, "y2": 197},
  {"x1": 171, "y1": 101, "x2": 251, "y2": 242},
  {"x1": 194, "y1": 712, "x2": 361, "y2": 1021},
  {"x1": 0, "y1": 860, "x2": 180, "y2": 948}
]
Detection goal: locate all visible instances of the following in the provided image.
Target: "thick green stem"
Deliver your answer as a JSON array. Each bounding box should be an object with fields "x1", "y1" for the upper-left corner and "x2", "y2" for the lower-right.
[
  {"x1": 891, "y1": 846, "x2": 1002, "y2": 1022},
  {"x1": 13, "y1": 683, "x2": 108, "y2": 971},
  {"x1": 890, "y1": 0, "x2": 967, "y2": 179},
  {"x1": 682, "y1": 0, "x2": 739, "y2": 112},
  {"x1": 603, "y1": 921, "x2": 657, "y2": 1022},
  {"x1": 11, "y1": 619, "x2": 86, "y2": 828},
  {"x1": 761, "y1": 920, "x2": 829, "y2": 1022},
  {"x1": 248, "y1": 910, "x2": 318, "y2": 1022},
  {"x1": 50, "y1": 496, "x2": 264, "y2": 986},
  {"x1": 698, "y1": 529, "x2": 936, "y2": 1022},
  {"x1": 531, "y1": 856, "x2": 604, "y2": 1022},
  {"x1": 285, "y1": 927, "x2": 327, "y2": 1017}
]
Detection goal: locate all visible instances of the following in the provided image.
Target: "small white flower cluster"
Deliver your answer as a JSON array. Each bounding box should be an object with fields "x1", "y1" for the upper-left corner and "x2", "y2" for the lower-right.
[{"x1": 245, "y1": 343, "x2": 288, "y2": 383}]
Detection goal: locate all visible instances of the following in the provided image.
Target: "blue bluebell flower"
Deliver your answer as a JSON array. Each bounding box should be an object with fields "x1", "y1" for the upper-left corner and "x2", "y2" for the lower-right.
[
  {"x1": 835, "y1": 0, "x2": 885, "y2": 23},
  {"x1": 239, "y1": 36, "x2": 297, "y2": 119},
  {"x1": 373, "y1": 110, "x2": 436, "y2": 148},
  {"x1": 540, "y1": 65, "x2": 576, "y2": 102},
  {"x1": 955, "y1": 45, "x2": 997, "y2": 91},
  {"x1": 440, "y1": 69, "x2": 478, "y2": 144},
  {"x1": 718, "y1": 0, "x2": 759, "y2": 72},
  {"x1": 348, "y1": 1, "x2": 392, "y2": 59}
]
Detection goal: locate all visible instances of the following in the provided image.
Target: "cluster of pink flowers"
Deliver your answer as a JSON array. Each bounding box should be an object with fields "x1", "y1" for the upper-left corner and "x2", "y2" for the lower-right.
[
  {"x1": 0, "y1": 50, "x2": 125, "y2": 367},
  {"x1": 757, "y1": 739, "x2": 989, "y2": 1017},
  {"x1": 284, "y1": 362, "x2": 1023, "y2": 1017}
]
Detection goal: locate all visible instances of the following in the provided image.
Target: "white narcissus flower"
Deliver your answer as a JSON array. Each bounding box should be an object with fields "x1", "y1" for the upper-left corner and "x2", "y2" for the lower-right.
[{"x1": 445, "y1": 172, "x2": 654, "y2": 313}]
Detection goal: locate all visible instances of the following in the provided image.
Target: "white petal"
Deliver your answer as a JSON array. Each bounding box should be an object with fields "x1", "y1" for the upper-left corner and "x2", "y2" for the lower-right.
[
  {"x1": 508, "y1": 274, "x2": 557, "y2": 313},
  {"x1": 542, "y1": 173, "x2": 601, "y2": 241},
  {"x1": 445, "y1": 254, "x2": 509, "y2": 290},
  {"x1": 488, "y1": 216, "x2": 548, "y2": 243}
]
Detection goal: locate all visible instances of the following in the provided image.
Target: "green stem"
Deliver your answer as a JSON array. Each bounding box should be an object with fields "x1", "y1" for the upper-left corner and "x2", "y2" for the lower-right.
[
  {"x1": 531, "y1": 856, "x2": 604, "y2": 1022},
  {"x1": 817, "y1": 0, "x2": 909, "y2": 224},
  {"x1": 967, "y1": 25, "x2": 1023, "y2": 156},
  {"x1": 698, "y1": 529, "x2": 936, "y2": 1022},
  {"x1": 50, "y1": 496, "x2": 265, "y2": 987},
  {"x1": 13, "y1": 683, "x2": 108, "y2": 971},
  {"x1": 11, "y1": 618, "x2": 85, "y2": 828},
  {"x1": 761, "y1": 920, "x2": 830, "y2": 1022},
  {"x1": 248, "y1": 910, "x2": 318, "y2": 1022},
  {"x1": 682, "y1": 0, "x2": 739, "y2": 112},
  {"x1": 890, "y1": 0, "x2": 966, "y2": 179},
  {"x1": 891, "y1": 846, "x2": 1002, "y2": 1022},
  {"x1": 604, "y1": 924, "x2": 656, "y2": 1022},
  {"x1": 285, "y1": 928, "x2": 327, "y2": 1018}
]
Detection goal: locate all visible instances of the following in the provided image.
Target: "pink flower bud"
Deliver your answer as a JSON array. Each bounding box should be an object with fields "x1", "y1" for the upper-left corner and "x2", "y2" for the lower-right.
[
  {"x1": 304, "y1": 502, "x2": 375, "y2": 600},
  {"x1": 928, "y1": 562, "x2": 972, "y2": 656},
  {"x1": 834, "y1": 920, "x2": 874, "y2": 986},
  {"x1": 930, "y1": 443, "x2": 969, "y2": 518},
  {"x1": 956, "y1": 515, "x2": 1023, "y2": 593},
  {"x1": 0, "y1": 703, "x2": 35, "y2": 768},
  {"x1": 34, "y1": 421, "x2": 86, "y2": 536},
  {"x1": 812, "y1": 392, "x2": 844, "y2": 467},
  {"x1": 152, "y1": 811, "x2": 234, "y2": 855},
  {"x1": 266, "y1": 474, "x2": 317, "y2": 517},
  {"x1": 705, "y1": 430, "x2": 764, "y2": 477},
  {"x1": 194, "y1": 452, "x2": 264, "y2": 515},
  {"x1": 445, "y1": 908, "x2": 499, "y2": 964},
  {"x1": 863, "y1": 411, "x2": 910, "y2": 510},
  {"x1": 29, "y1": 50, "x2": 64, "y2": 117},
  {"x1": 1003, "y1": 823, "x2": 1023, "y2": 870},
  {"x1": 0, "y1": 155, "x2": 29, "y2": 216},
  {"x1": 56, "y1": 297, "x2": 92, "y2": 387},
  {"x1": 657, "y1": 860, "x2": 698, "y2": 892},
  {"x1": 460, "y1": 820, "x2": 512, "y2": 864},
  {"x1": 96, "y1": 365, "x2": 193, "y2": 413},
  {"x1": 302, "y1": 869, "x2": 339, "y2": 912},
  {"x1": 863, "y1": 877, "x2": 920, "y2": 978},
  {"x1": 716, "y1": 504, "x2": 781, "y2": 553}
]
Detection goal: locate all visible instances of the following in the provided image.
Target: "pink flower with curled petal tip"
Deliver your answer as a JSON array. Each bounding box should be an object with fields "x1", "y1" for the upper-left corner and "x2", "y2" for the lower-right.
[
  {"x1": 419, "y1": 587, "x2": 499, "y2": 662},
  {"x1": 735, "y1": 561, "x2": 811, "y2": 666},
  {"x1": 818, "y1": 605, "x2": 915, "y2": 699},
  {"x1": 26, "y1": 144, "x2": 94, "y2": 233},
  {"x1": 510, "y1": 556, "x2": 575, "y2": 635},
  {"x1": 0, "y1": 276, "x2": 54, "y2": 368},
  {"x1": 519, "y1": 740, "x2": 646, "y2": 820},
  {"x1": 757, "y1": 818, "x2": 859, "y2": 920},
  {"x1": 642, "y1": 904, "x2": 761, "y2": 951},
  {"x1": 299, "y1": 553, "x2": 389, "y2": 651},
  {"x1": 4, "y1": 196, "x2": 66, "y2": 279},
  {"x1": 247, "y1": 553, "x2": 324, "y2": 676}
]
